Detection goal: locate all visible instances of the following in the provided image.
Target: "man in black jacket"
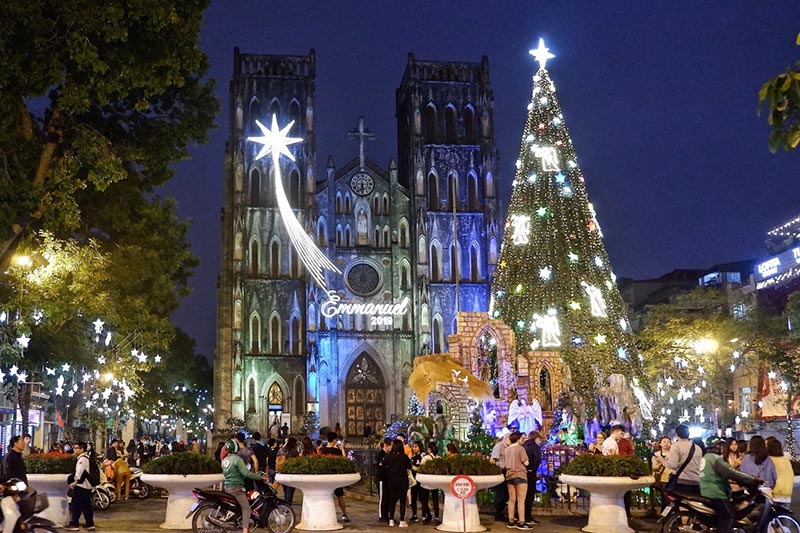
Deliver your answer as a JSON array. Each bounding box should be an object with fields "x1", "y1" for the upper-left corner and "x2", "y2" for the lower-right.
[
  {"x1": 522, "y1": 431, "x2": 542, "y2": 526},
  {"x1": 375, "y1": 437, "x2": 393, "y2": 522},
  {"x1": 4, "y1": 435, "x2": 28, "y2": 483}
]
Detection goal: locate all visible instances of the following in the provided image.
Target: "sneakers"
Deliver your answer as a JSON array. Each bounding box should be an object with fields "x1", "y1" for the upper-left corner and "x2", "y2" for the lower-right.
[
  {"x1": 507, "y1": 522, "x2": 518, "y2": 529},
  {"x1": 389, "y1": 519, "x2": 396, "y2": 527},
  {"x1": 409, "y1": 516, "x2": 418, "y2": 522},
  {"x1": 517, "y1": 524, "x2": 533, "y2": 530},
  {"x1": 527, "y1": 518, "x2": 541, "y2": 525},
  {"x1": 341, "y1": 514, "x2": 350, "y2": 523},
  {"x1": 422, "y1": 516, "x2": 432, "y2": 524},
  {"x1": 399, "y1": 521, "x2": 409, "y2": 528},
  {"x1": 63, "y1": 527, "x2": 79, "y2": 532}
]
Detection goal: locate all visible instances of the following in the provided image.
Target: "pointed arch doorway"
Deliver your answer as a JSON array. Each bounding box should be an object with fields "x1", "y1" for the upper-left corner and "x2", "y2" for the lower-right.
[{"x1": 345, "y1": 354, "x2": 385, "y2": 437}]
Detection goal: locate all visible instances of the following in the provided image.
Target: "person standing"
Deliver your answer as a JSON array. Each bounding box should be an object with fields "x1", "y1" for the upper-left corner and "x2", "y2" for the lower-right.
[
  {"x1": 319, "y1": 432, "x2": 350, "y2": 523},
  {"x1": 740, "y1": 436, "x2": 776, "y2": 496},
  {"x1": 64, "y1": 442, "x2": 94, "y2": 531},
  {"x1": 222, "y1": 440, "x2": 269, "y2": 533},
  {"x1": 522, "y1": 431, "x2": 542, "y2": 526},
  {"x1": 490, "y1": 430, "x2": 510, "y2": 521},
  {"x1": 114, "y1": 447, "x2": 132, "y2": 501},
  {"x1": 381, "y1": 439, "x2": 412, "y2": 527},
  {"x1": 766, "y1": 437, "x2": 793, "y2": 505},
  {"x1": 601, "y1": 425, "x2": 624, "y2": 456},
  {"x1": 657, "y1": 423, "x2": 702, "y2": 494},
  {"x1": 266, "y1": 438, "x2": 278, "y2": 483},
  {"x1": 419, "y1": 442, "x2": 440, "y2": 524},
  {"x1": 652, "y1": 436, "x2": 674, "y2": 511},
  {"x1": 375, "y1": 437, "x2": 393, "y2": 522},
  {"x1": 126, "y1": 439, "x2": 137, "y2": 467},
  {"x1": 279, "y1": 423, "x2": 289, "y2": 439},
  {"x1": 409, "y1": 441, "x2": 425, "y2": 522},
  {"x1": 275, "y1": 437, "x2": 299, "y2": 505},
  {"x1": 504, "y1": 432, "x2": 531, "y2": 530},
  {"x1": 250, "y1": 432, "x2": 268, "y2": 475}
]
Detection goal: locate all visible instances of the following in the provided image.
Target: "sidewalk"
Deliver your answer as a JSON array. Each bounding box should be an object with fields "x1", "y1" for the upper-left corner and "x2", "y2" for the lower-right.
[{"x1": 86, "y1": 493, "x2": 662, "y2": 532}]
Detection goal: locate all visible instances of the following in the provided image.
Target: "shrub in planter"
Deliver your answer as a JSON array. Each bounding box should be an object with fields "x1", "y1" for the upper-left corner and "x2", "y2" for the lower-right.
[
  {"x1": 279, "y1": 455, "x2": 358, "y2": 475},
  {"x1": 142, "y1": 452, "x2": 222, "y2": 475},
  {"x1": 418, "y1": 455, "x2": 501, "y2": 476},
  {"x1": 24, "y1": 452, "x2": 76, "y2": 474},
  {"x1": 559, "y1": 454, "x2": 650, "y2": 478}
]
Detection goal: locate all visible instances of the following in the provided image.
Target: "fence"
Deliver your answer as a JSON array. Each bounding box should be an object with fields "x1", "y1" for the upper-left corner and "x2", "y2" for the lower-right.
[{"x1": 347, "y1": 445, "x2": 657, "y2": 514}]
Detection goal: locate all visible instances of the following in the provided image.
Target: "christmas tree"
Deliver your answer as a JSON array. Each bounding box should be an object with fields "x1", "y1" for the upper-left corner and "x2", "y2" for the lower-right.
[{"x1": 491, "y1": 39, "x2": 644, "y2": 409}]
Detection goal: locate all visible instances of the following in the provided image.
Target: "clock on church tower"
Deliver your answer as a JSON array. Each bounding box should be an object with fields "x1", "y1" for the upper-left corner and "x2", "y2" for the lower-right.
[{"x1": 350, "y1": 172, "x2": 374, "y2": 196}]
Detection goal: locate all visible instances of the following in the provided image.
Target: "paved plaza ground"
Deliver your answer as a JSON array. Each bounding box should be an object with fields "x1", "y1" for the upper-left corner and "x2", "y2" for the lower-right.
[{"x1": 85, "y1": 492, "x2": 664, "y2": 532}]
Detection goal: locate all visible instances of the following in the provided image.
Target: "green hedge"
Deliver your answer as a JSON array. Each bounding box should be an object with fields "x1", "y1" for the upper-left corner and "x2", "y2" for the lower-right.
[
  {"x1": 142, "y1": 452, "x2": 222, "y2": 475},
  {"x1": 417, "y1": 455, "x2": 501, "y2": 476},
  {"x1": 24, "y1": 452, "x2": 76, "y2": 474},
  {"x1": 559, "y1": 454, "x2": 650, "y2": 478},
  {"x1": 279, "y1": 455, "x2": 358, "y2": 475}
]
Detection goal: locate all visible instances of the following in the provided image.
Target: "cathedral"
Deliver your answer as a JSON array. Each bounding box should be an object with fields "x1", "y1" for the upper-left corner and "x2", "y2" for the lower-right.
[{"x1": 214, "y1": 48, "x2": 500, "y2": 435}]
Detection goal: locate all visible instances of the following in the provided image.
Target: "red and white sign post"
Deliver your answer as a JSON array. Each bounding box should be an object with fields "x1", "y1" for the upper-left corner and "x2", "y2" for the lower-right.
[{"x1": 450, "y1": 475, "x2": 477, "y2": 533}]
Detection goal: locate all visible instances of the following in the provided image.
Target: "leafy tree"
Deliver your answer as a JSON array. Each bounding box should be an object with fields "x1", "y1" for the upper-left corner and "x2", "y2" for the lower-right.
[
  {"x1": 759, "y1": 32, "x2": 800, "y2": 152},
  {"x1": 637, "y1": 287, "x2": 784, "y2": 435}
]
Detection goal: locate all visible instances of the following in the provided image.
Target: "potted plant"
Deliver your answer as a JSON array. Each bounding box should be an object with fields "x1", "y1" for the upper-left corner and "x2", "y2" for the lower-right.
[
  {"x1": 141, "y1": 452, "x2": 223, "y2": 529},
  {"x1": 416, "y1": 455, "x2": 503, "y2": 533},
  {"x1": 275, "y1": 455, "x2": 360, "y2": 531},
  {"x1": 558, "y1": 454, "x2": 654, "y2": 533},
  {"x1": 25, "y1": 452, "x2": 75, "y2": 526}
]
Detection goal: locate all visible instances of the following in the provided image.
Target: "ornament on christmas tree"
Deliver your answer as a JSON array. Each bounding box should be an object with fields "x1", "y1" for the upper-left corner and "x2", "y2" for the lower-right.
[
  {"x1": 531, "y1": 308, "x2": 561, "y2": 347},
  {"x1": 581, "y1": 282, "x2": 608, "y2": 318},
  {"x1": 533, "y1": 145, "x2": 560, "y2": 171},
  {"x1": 510, "y1": 215, "x2": 531, "y2": 245}
]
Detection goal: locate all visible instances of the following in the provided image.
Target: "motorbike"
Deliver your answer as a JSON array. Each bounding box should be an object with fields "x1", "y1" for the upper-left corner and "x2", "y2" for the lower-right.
[
  {"x1": 186, "y1": 476, "x2": 295, "y2": 533},
  {"x1": 129, "y1": 467, "x2": 152, "y2": 499},
  {"x1": 660, "y1": 483, "x2": 800, "y2": 533},
  {"x1": 2, "y1": 478, "x2": 59, "y2": 533}
]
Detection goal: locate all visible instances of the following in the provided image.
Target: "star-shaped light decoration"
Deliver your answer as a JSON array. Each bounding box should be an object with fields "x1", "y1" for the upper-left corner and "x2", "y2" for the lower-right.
[
  {"x1": 45, "y1": 367, "x2": 55, "y2": 376},
  {"x1": 554, "y1": 172, "x2": 566, "y2": 184},
  {"x1": 569, "y1": 301, "x2": 581, "y2": 310},
  {"x1": 536, "y1": 206, "x2": 547, "y2": 217},
  {"x1": 0, "y1": 369, "x2": 5, "y2": 382},
  {"x1": 9, "y1": 365, "x2": 18, "y2": 377},
  {"x1": 136, "y1": 352, "x2": 148, "y2": 363},
  {"x1": 617, "y1": 347, "x2": 628, "y2": 360},
  {"x1": 16, "y1": 334, "x2": 30, "y2": 349},
  {"x1": 104, "y1": 332, "x2": 112, "y2": 346},
  {"x1": 539, "y1": 266, "x2": 552, "y2": 280},
  {"x1": 594, "y1": 334, "x2": 607, "y2": 344},
  {"x1": 130, "y1": 348, "x2": 139, "y2": 358},
  {"x1": 62, "y1": 363, "x2": 70, "y2": 372},
  {"x1": 247, "y1": 115, "x2": 341, "y2": 291},
  {"x1": 154, "y1": 354, "x2": 162, "y2": 363},
  {"x1": 665, "y1": 377, "x2": 675, "y2": 387},
  {"x1": 67, "y1": 390, "x2": 75, "y2": 398},
  {"x1": 529, "y1": 38, "x2": 555, "y2": 71},
  {"x1": 568, "y1": 252, "x2": 579, "y2": 262},
  {"x1": 92, "y1": 319, "x2": 105, "y2": 334},
  {"x1": 55, "y1": 386, "x2": 63, "y2": 396},
  {"x1": 17, "y1": 372, "x2": 27, "y2": 383},
  {"x1": 98, "y1": 356, "x2": 106, "y2": 365}
]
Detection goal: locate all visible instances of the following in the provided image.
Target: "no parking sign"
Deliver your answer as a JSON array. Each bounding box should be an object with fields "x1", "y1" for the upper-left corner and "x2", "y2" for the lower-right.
[{"x1": 450, "y1": 475, "x2": 476, "y2": 533}]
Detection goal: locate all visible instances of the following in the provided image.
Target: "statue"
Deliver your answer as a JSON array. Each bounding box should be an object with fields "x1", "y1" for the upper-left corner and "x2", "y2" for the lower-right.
[
  {"x1": 518, "y1": 399, "x2": 531, "y2": 434},
  {"x1": 529, "y1": 399, "x2": 543, "y2": 431},
  {"x1": 482, "y1": 406, "x2": 498, "y2": 436},
  {"x1": 507, "y1": 398, "x2": 520, "y2": 431},
  {"x1": 597, "y1": 373, "x2": 642, "y2": 435}
]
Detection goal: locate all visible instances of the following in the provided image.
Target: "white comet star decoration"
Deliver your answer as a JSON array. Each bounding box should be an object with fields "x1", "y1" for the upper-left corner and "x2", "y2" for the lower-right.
[
  {"x1": 248, "y1": 115, "x2": 341, "y2": 291},
  {"x1": 529, "y1": 38, "x2": 555, "y2": 70}
]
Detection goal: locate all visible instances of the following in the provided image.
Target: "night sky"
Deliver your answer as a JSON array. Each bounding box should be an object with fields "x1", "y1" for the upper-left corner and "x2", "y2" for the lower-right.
[{"x1": 163, "y1": 1, "x2": 800, "y2": 358}]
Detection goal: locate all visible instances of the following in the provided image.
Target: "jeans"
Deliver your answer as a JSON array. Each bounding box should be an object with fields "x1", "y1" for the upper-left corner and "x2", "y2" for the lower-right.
[
  {"x1": 283, "y1": 485, "x2": 295, "y2": 505},
  {"x1": 225, "y1": 486, "x2": 252, "y2": 529},
  {"x1": 69, "y1": 486, "x2": 94, "y2": 527}
]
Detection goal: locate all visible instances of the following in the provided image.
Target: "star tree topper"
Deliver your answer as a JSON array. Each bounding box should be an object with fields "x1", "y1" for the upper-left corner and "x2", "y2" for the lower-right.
[{"x1": 529, "y1": 38, "x2": 555, "y2": 71}]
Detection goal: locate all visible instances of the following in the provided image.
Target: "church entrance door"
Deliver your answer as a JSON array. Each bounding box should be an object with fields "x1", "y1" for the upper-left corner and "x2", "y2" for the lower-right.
[{"x1": 344, "y1": 354, "x2": 385, "y2": 437}]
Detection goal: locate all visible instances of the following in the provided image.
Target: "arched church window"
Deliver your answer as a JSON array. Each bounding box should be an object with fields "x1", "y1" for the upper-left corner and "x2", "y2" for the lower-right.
[
  {"x1": 421, "y1": 305, "x2": 430, "y2": 333},
  {"x1": 431, "y1": 244, "x2": 441, "y2": 282},
  {"x1": 247, "y1": 378, "x2": 256, "y2": 413},
  {"x1": 290, "y1": 169, "x2": 301, "y2": 207},
  {"x1": 336, "y1": 193, "x2": 342, "y2": 214},
  {"x1": 445, "y1": 105, "x2": 457, "y2": 144},
  {"x1": 249, "y1": 99, "x2": 261, "y2": 132},
  {"x1": 540, "y1": 367, "x2": 553, "y2": 411},
  {"x1": 470, "y1": 243, "x2": 480, "y2": 282},
  {"x1": 468, "y1": 173, "x2": 479, "y2": 210},
  {"x1": 399, "y1": 219, "x2": 409, "y2": 248},
  {"x1": 372, "y1": 194, "x2": 380, "y2": 214},
  {"x1": 345, "y1": 226, "x2": 352, "y2": 247},
  {"x1": 478, "y1": 332, "x2": 499, "y2": 398},
  {"x1": 318, "y1": 220, "x2": 326, "y2": 246},
  {"x1": 356, "y1": 207, "x2": 368, "y2": 246},
  {"x1": 374, "y1": 227, "x2": 380, "y2": 247},
  {"x1": 464, "y1": 105, "x2": 476, "y2": 144},
  {"x1": 250, "y1": 313, "x2": 261, "y2": 354},
  {"x1": 450, "y1": 243, "x2": 459, "y2": 281},
  {"x1": 424, "y1": 103, "x2": 437, "y2": 144},
  {"x1": 267, "y1": 382, "x2": 284, "y2": 410},
  {"x1": 294, "y1": 377, "x2": 304, "y2": 415},
  {"x1": 403, "y1": 308, "x2": 411, "y2": 331},
  {"x1": 448, "y1": 174, "x2": 457, "y2": 210},
  {"x1": 270, "y1": 315, "x2": 281, "y2": 354},
  {"x1": 291, "y1": 316, "x2": 302, "y2": 355},
  {"x1": 489, "y1": 238, "x2": 498, "y2": 265},
  {"x1": 336, "y1": 225, "x2": 342, "y2": 247},
  {"x1": 289, "y1": 246, "x2": 300, "y2": 278},
  {"x1": 382, "y1": 226, "x2": 390, "y2": 248},
  {"x1": 382, "y1": 194, "x2": 389, "y2": 215},
  {"x1": 265, "y1": 166, "x2": 276, "y2": 207},
  {"x1": 345, "y1": 194, "x2": 351, "y2": 214},
  {"x1": 250, "y1": 168, "x2": 260, "y2": 206},
  {"x1": 289, "y1": 100, "x2": 301, "y2": 136},
  {"x1": 269, "y1": 99, "x2": 280, "y2": 121},
  {"x1": 418, "y1": 236, "x2": 427, "y2": 263},
  {"x1": 270, "y1": 240, "x2": 280, "y2": 277},
  {"x1": 250, "y1": 239, "x2": 259, "y2": 276},
  {"x1": 433, "y1": 316, "x2": 444, "y2": 354},
  {"x1": 400, "y1": 263, "x2": 409, "y2": 291},
  {"x1": 428, "y1": 173, "x2": 439, "y2": 210}
]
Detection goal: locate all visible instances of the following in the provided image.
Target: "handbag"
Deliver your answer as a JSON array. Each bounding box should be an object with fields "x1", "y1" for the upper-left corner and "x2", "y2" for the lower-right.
[
  {"x1": 665, "y1": 442, "x2": 696, "y2": 491},
  {"x1": 407, "y1": 470, "x2": 417, "y2": 488}
]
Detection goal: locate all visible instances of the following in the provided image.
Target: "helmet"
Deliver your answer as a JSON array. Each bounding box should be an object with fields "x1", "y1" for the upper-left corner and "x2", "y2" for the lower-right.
[
  {"x1": 225, "y1": 439, "x2": 239, "y2": 454},
  {"x1": 705, "y1": 436, "x2": 724, "y2": 449}
]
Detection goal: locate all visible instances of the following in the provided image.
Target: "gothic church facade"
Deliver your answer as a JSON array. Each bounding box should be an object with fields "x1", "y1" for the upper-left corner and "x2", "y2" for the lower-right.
[{"x1": 214, "y1": 48, "x2": 500, "y2": 434}]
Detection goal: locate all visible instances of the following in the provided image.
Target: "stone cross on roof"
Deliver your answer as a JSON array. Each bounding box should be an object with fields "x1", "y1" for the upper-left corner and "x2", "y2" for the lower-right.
[{"x1": 346, "y1": 116, "x2": 375, "y2": 170}]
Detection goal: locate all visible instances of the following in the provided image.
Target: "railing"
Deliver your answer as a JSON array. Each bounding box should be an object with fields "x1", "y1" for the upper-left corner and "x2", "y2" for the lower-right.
[{"x1": 347, "y1": 445, "x2": 655, "y2": 513}]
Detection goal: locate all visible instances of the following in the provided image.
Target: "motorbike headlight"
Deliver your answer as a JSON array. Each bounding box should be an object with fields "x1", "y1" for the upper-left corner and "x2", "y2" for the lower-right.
[{"x1": 13, "y1": 481, "x2": 26, "y2": 492}]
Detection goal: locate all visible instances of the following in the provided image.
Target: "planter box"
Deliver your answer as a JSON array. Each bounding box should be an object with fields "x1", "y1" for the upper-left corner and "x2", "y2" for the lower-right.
[
  {"x1": 141, "y1": 473, "x2": 223, "y2": 529},
  {"x1": 28, "y1": 473, "x2": 70, "y2": 526},
  {"x1": 275, "y1": 472, "x2": 360, "y2": 530},
  {"x1": 416, "y1": 473, "x2": 505, "y2": 532},
  {"x1": 559, "y1": 474, "x2": 655, "y2": 533}
]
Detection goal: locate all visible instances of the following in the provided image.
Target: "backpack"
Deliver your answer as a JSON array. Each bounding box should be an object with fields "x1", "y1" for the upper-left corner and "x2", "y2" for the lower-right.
[{"x1": 82, "y1": 453, "x2": 101, "y2": 486}]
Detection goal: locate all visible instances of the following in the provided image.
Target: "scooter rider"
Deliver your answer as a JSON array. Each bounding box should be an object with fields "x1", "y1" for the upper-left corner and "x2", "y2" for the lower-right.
[
  {"x1": 222, "y1": 439, "x2": 269, "y2": 533},
  {"x1": 699, "y1": 436, "x2": 762, "y2": 533}
]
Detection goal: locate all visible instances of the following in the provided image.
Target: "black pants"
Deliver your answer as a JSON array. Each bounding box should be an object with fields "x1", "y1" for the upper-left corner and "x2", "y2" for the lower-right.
[
  {"x1": 69, "y1": 486, "x2": 94, "y2": 527},
  {"x1": 386, "y1": 485, "x2": 408, "y2": 521},
  {"x1": 379, "y1": 480, "x2": 390, "y2": 520},
  {"x1": 410, "y1": 483, "x2": 420, "y2": 517},
  {"x1": 419, "y1": 487, "x2": 439, "y2": 519},
  {"x1": 709, "y1": 498, "x2": 734, "y2": 533},
  {"x1": 524, "y1": 471, "x2": 537, "y2": 522},
  {"x1": 493, "y1": 474, "x2": 509, "y2": 518}
]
